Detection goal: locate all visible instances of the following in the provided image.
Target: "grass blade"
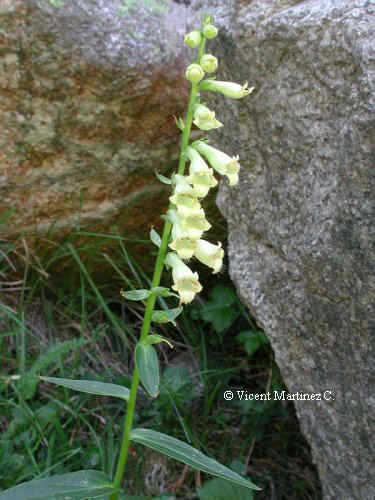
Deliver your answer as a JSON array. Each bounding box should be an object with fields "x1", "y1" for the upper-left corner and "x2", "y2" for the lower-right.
[{"x1": 40, "y1": 376, "x2": 130, "y2": 400}]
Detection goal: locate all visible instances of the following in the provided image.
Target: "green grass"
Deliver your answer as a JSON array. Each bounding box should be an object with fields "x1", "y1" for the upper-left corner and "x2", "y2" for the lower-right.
[{"x1": 0, "y1": 227, "x2": 321, "y2": 499}]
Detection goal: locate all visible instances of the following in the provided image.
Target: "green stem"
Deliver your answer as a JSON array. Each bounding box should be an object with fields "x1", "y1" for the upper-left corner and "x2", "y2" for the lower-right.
[{"x1": 110, "y1": 35, "x2": 206, "y2": 500}]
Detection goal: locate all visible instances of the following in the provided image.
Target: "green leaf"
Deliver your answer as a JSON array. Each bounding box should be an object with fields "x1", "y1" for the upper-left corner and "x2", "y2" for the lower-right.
[
  {"x1": 17, "y1": 374, "x2": 39, "y2": 400},
  {"x1": 150, "y1": 228, "x2": 161, "y2": 247},
  {"x1": 144, "y1": 334, "x2": 173, "y2": 348},
  {"x1": 130, "y1": 429, "x2": 260, "y2": 491},
  {"x1": 151, "y1": 286, "x2": 177, "y2": 298},
  {"x1": 174, "y1": 116, "x2": 185, "y2": 131},
  {"x1": 121, "y1": 289, "x2": 150, "y2": 301},
  {"x1": 0, "y1": 470, "x2": 116, "y2": 499},
  {"x1": 198, "y1": 478, "x2": 254, "y2": 500},
  {"x1": 236, "y1": 330, "x2": 269, "y2": 357},
  {"x1": 197, "y1": 284, "x2": 239, "y2": 333},
  {"x1": 135, "y1": 344, "x2": 160, "y2": 398},
  {"x1": 152, "y1": 307, "x2": 183, "y2": 326},
  {"x1": 155, "y1": 170, "x2": 172, "y2": 185},
  {"x1": 40, "y1": 377, "x2": 130, "y2": 401}
]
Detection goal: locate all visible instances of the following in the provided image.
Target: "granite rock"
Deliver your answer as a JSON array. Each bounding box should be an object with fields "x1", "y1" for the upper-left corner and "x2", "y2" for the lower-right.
[
  {"x1": 0, "y1": 0, "x2": 194, "y2": 238},
  {"x1": 199, "y1": 0, "x2": 375, "y2": 498}
]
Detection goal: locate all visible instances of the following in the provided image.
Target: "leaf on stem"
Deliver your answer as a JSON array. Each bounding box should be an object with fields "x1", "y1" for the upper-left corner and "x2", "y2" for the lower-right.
[
  {"x1": 40, "y1": 377, "x2": 130, "y2": 401},
  {"x1": 151, "y1": 286, "x2": 178, "y2": 298},
  {"x1": 0, "y1": 470, "x2": 117, "y2": 499},
  {"x1": 150, "y1": 228, "x2": 162, "y2": 247},
  {"x1": 144, "y1": 334, "x2": 173, "y2": 348},
  {"x1": 121, "y1": 289, "x2": 151, "y2": 301},
  {"x1": 135, "y1": 343, "x2": 160, "y2": 398},
  {"x1": 130, "y1": 429, "x2": 260, "y2": 491},
  {"x1": 151, "y1": 307, "x2": 183, "y2": 326},
  {"x1": 174, "y1": 115, "x2": 185, "y2": 131},
  {"x1": 155, "y1": 170, "x2": 172, "y2": 185}
]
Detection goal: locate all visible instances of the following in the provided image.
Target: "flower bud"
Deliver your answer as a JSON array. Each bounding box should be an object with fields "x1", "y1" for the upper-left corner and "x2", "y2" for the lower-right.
[
  {"x1": 185, "y1": 63, "x2": 205, "y2": 84},
  {"x1": 200, "y1": 54, "x2": 218, "y2": 73},
  {"x1": 165, "y1": 252, "x2": 202, "y2": 304},
  {"x1": 184, "y1": 30, "x2": 202, "y2": 48},
  {"x1": 192, "y1": 140, "x2": 240, "y2": 186},
  {"x1": 202, "y1": 24, "x2": 218, "y2": 39},
  {"x1": 193, "y1": 104, "x2": 223, "y2": 131},
  {"x1": 194, "y1": 239, "x2": 224, "y2": 274},
  {"x1": 200, "y1": 80, "x2": 254, "y2": 99}
]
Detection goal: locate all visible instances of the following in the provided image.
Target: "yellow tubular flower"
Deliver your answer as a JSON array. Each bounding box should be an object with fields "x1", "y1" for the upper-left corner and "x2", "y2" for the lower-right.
[
  {"x1": 169, "y1": 193, "x2": 202, "y2": 217},
  {"x1": 194, "y1": 239, "x2": 224, "y2": 274},
  {"x1": 200, "y1": 80, "x2": 254, "y2": 99},
  {"x1": 186, "y1": 146, "x2": 218, "y2": 197},
  {"x1": 192, "y1": 141, "x2": 240, "y2": 186},
  {"x1": 165, "y1": 252, "x2": 202, "y2": 304},
  {"x1": 193, "y1": 103, "x2": 223, "y2": 131}
]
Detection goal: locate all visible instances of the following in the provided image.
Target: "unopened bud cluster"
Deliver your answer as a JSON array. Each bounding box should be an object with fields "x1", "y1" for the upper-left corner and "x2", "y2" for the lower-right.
[{"x1": 165, "y1": 18, "x2": 253, "y2": 304}]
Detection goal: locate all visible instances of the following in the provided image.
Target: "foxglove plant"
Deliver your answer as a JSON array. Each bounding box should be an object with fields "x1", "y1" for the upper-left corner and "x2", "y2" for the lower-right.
[{"x1": 0, "y1": 15, "x2": 258, "y2": 500}]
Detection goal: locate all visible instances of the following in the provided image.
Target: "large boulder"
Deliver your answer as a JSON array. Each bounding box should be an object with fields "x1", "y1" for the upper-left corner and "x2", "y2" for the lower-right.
[
  {"x1": 202, "y1": 0, "x2": 375, "y2": 498},
  {"x1": 0, "y1": 0, "x2": 193, "y2": 239}
]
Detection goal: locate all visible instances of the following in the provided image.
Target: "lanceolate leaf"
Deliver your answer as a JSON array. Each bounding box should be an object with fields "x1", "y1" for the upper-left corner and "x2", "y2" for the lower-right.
[
  {"x1": 121, "y1": 289, "x2": 151, "y2": 301},
  {"x1": 40, "y1": 377, "x2": 130, "y2": 401},
  {"x1": 130, "y1": 429, "x2": 260, "y2": 491},
  {"x1": 155, "y1": 170, "x2": 172, "y2": 185},
  {"x1": 144, "y1": 334, "x2": 173, "y2": 348},
  {"x1": 135, "y1": 344, "x2": 160, "y2": 398},
  {"x1": 198, "y1": 477, "x2": 254, "y2": 500},
  {"x1": 150, "y1": 228, "x2": 161, "y2": 247},
  {"x1": 0, "y1": 470, "x2": 116, "y2": 499},
  {"x1": 151, "y1": 307, "x2": 183, "y2": 326},
  {"x1": 150, "y1": 286, "x2": 177, "y2": 297}
]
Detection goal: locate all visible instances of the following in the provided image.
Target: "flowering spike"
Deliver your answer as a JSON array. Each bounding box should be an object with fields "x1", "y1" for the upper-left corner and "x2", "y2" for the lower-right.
[{"x1": 200, "y1": 79, "x2": 254, "y2": 99}]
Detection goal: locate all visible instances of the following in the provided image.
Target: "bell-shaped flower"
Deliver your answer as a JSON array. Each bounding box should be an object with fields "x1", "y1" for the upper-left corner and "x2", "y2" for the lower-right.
[
  {"x1": 170, "y1": 174, "x2": 202, "y2": 216},
  {"x1": 169, "y1": 192, "x2": 202, "y2": 217},
  {"x1": 200, "y1": 80, "x2": 254, "y2": 99},
  {"x1": 169, "y1": 237, "x2": 197, "y2": 260},
  {"x1": 192, "y1": 141, "x2": 240, "y2": 186},
  {"x1": 186, "y1": 146, "x2": 218, "y2": 197},
  {"x1": 194, "y1": 239, "x2": 224, "y2": 274},
  {"x1": 168, "y1": 208, "x2": 211, "y2": 240},
  {"x1": 165, "y1": 252, "x2": 202, "y2": 304},
  {"x1": 168, "y1": 211, "x2": 197, "y2": 259},
  {"x1": 193, "y1": 104, "x2": 223, "y2": 131},
  {"x1": 172, "y1": 174, "x2": 197, "y2": 196}
]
